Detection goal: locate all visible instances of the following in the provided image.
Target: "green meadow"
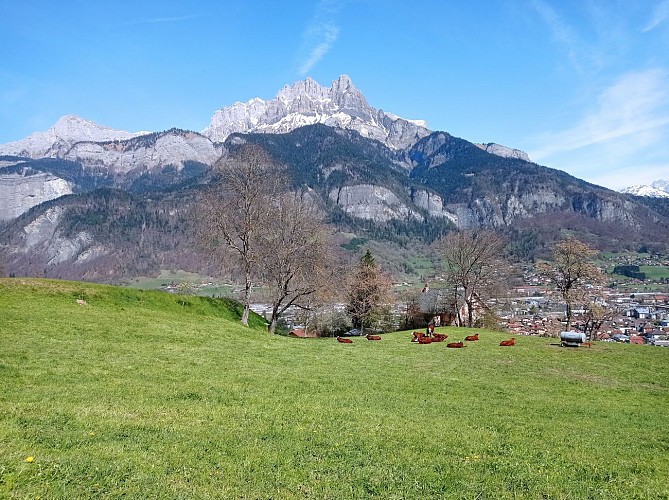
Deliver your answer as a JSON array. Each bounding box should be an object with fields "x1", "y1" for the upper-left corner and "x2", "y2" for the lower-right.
[{"x1": 1, "y1": 278, "x2": 668, "y2": 499}]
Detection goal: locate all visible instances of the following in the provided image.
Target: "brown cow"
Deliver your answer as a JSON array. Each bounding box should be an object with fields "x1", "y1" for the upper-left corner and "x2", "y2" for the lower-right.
[
  {"x1": 446, "y1": 341, "x2": 465, "y2": 348},
  {"x1": 499, "y1": 338, "x2": 515, "y2": 346},
  {"x1": 412, "y1": 331, "x2": 425, "y2": 342},
  {"x1": 366, "y1": 334, "x2": 381, "y2": 341},
  {"x1": 464, "y1": 334, "x2": 479, "y2": 341},
  {"x1": 337, "y1": 336, "x2": 353, "y2": 344}
]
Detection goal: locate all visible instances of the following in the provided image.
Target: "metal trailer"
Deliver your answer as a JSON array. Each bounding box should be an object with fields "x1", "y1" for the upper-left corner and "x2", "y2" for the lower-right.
[{"x1": 560, "y1": 331, "x2": 587, "y2": 347}]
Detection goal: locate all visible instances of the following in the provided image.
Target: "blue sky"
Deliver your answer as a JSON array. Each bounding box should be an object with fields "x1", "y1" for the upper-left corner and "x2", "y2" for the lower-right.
[{"x1": 1, "y1": 0, "x2": 668, "y2": 189}]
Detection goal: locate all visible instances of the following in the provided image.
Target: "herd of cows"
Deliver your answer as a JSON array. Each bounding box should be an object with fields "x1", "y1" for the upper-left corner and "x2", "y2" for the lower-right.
[{"x1": 336, "y1": 332, "x2": 516, "y2": 347}]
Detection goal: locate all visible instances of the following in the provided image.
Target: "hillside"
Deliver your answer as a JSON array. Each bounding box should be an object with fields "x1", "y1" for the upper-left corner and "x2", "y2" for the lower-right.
[{"x1": 2, "y1": 279, "x2": 668, "y2": 498}]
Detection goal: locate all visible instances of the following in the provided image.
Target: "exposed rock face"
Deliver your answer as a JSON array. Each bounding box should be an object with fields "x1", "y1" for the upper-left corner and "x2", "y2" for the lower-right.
[
  {"x1": 18, "y1": 206, "x2": 108, "y2": 266},
  {"x1": 65, "y1": 130, "x2": 222, "y2": 173},
  {"x1": 0, "y1": 166, "x2": 73, "y2": 221},
  {"x1": 203, "y1": 75, "x2": 431, "y2": 150},
  {"x1": 328, "y1": 184, "x2": 420, "y2": 222},
  {"x1": 410, "y1": 189, "x2": 458, "y2": 224},
  {"x1": 476, "y1": 142, "x2": 531, "y2": 161},
  {"x1": 0, "y1": 115, "x2": 145, "y2": 158}
]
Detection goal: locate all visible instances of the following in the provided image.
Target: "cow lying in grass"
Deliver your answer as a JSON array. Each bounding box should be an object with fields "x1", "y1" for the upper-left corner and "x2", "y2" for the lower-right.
[
  {"x1": 337, "y1": 336, "x2": 353, "y2": 344},
  {"x1": 499, "y1": 338, "x2": 515, "y2": 346}
]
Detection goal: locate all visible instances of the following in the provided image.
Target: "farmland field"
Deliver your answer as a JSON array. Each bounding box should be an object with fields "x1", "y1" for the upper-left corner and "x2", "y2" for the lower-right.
[{"x1": 1, "y1": 278, "x2": 668, "y2": 498}]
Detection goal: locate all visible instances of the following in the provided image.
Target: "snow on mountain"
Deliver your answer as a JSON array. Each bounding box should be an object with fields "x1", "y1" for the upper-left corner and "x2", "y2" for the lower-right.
[
  {"x1": 0, "y1": 115, "x2": 147, "y2": 159},
  {"x1": 619, "y1": 184, "x2": 669, "y2": 198},
  {"x1": 202, "y1": 75, "x2": 432, "y2": 150},
  {"x1": 651, "y1": 179, "x2": 669, "y2": 192}
]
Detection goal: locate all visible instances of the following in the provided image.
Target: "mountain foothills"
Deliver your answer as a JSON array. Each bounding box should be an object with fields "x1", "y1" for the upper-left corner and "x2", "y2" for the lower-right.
[{"x1": 1, "y1": 75, "x2": 668, "y2": 281}]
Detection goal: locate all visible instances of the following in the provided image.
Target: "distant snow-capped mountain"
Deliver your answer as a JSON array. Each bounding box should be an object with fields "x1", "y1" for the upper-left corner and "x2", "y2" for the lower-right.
[
  {"x1": 619, "y1": 184, "x2": 669, "y2": 198},
  {"x1": 202, "y1": 75, "x2": 432, "y2": 150},
  {"x1": 0, "y1": 115, "x2": 146, "y2": 159},
  {"x1": 651, "y1": 179, "x2": 669, "y2": 192}
]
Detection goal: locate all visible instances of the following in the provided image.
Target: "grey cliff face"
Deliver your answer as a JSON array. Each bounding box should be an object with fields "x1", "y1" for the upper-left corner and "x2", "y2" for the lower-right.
[
  {"x1": 476, "y1": 142, "x2": 531, "y2": 162},
  {"x1": 0, "y1": 164, "x2": 73, "y2": 221}
]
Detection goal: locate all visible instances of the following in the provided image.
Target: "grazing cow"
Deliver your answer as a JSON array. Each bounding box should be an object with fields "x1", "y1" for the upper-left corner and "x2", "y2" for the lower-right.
[
  {"x1": 432, "y1": 333, "x2": 448, "y2": 342},
  {"x1": 499, "y1": 338, "x2": 515, "y2": 346},
  {"x1": 464, "y1": 334, "x2": 479, "y2": 341},
  {"x1": 446, "y1": 341, "x2": 465, "y2": 348},
  {"x1": 366, "y1": 334, "x2": 381, "y2": 341},
  {"x1": 337, "y1": 336, "x2": 353, "y2": 344}
]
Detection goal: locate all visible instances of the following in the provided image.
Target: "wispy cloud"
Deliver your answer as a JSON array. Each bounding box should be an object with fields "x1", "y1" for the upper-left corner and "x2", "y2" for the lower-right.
[
  {"x1": 297, "y1": 0, "x2": 344, "y2": 75},
  {"x1": 529, "y1": 69, "x2": 669, "y2": 160},
  {"x1": 643, "y1": 0, "x2": 669, "y2": 32},
  {"x1": 529, "y1": 0, "x2": 583, "y2": 71}
]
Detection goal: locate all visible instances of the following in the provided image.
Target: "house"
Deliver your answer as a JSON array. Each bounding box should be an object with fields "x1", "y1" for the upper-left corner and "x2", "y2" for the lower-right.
[
  {"x1": 289, "y1": 328, "x2": 318, "y2": 338},
  {"x1": 411, "y1": 288, "x2": 490, "y2": 328}
]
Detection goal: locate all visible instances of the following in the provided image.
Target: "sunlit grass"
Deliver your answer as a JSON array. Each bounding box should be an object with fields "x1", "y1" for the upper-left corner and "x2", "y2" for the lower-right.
[{"x1": 1, "y1": 278, "x2": 668, "y2": 498}]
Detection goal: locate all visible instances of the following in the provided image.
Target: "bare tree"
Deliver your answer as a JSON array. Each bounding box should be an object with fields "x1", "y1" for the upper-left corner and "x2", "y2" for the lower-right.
[
  {"x1": 436, "y1": 230, "x2": 507, "y2": 327},
  {"x1": 536, "y1": 238, "x2": 603, "y2": 331},
  {"x1": 346, "y1": 250, "x2": 392, "y2": 334},
  {"x1": 258, "y1": 193, "x2": 333, "y2": 335},
  {"x1": 199, "y1": 144, "x2": 287, "y2": 326}
]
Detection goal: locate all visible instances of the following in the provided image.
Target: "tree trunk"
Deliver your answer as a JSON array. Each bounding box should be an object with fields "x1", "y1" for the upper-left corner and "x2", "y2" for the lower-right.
[
  {"x1": 268, "y1": 316, "x2": 277, "y2": 335},
  {"x1": 565, "y1": 301, "x2": 572, "y2": 331},
  {"x1": 241, "y1": 271, "x2": 252, "y2": 326}
]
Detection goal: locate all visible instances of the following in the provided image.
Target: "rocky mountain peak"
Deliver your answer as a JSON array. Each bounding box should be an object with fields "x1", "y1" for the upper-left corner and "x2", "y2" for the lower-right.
[
  {"x1": 0, "y1": 115, "x2": 145, "y2": 159},
  {"x1": 202, "y1": 75, "x2": 429, "y2": 149}
]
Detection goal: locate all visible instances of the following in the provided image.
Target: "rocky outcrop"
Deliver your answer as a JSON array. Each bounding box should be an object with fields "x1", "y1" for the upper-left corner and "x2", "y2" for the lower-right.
[
  {"x1": 0, "y1": 165, "x2": 73, "y2": 221},
  {"x1": 328, "y1": 184, "x2": 420, "y2": 222},
  {"x1": 203, "y1": 75, "x2": 431, "y2": 150},
  {"x1": 476, "y1": 142, "x2": 531, "y2": 161},
  {"x1": 65, "y1": 130, "x2": 222, "y2": 173}
]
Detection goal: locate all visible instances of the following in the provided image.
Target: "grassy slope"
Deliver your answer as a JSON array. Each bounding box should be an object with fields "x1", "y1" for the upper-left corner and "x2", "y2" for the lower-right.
[{"x1": 1, "y1": 279, "x2": 668, "y2": 499}]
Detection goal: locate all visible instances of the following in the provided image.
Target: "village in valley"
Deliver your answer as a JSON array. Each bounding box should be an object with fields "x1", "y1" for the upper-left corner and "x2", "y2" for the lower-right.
[{"x1": 498, "y1": 253, "x2": 669, "y2": 346}]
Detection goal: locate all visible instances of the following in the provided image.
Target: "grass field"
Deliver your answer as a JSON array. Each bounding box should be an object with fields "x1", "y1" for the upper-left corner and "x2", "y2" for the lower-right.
[
  {"x1": 640, "y1": 265, "x2": 669, "y2": 280},
  {"x1": 1, "y1": 278, "x2": 668, "y2": 498}
]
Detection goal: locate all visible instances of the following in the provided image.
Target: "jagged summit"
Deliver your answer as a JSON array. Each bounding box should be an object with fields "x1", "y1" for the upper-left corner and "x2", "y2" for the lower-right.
[
  {"x1": 202, "y1": 75, "x2": 431, "y2": 150},
  {"x1": 0, "y1": 114, "x2": 145, "y2": 159}
]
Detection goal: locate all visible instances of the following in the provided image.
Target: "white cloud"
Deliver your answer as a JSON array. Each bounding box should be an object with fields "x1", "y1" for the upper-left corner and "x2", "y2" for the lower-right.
[
  {"x1": 529, "y1": 69, "x2": 669, "y2": 160},
  {"x1": 643, "y1": 0, "x2": 669, "y2": 32},
  {"x1": 297, "y1": 0, "x2": 344, "y2": 75},
  {"x1": 299, "y1": 24, "x2": 340, "y2": 75}
]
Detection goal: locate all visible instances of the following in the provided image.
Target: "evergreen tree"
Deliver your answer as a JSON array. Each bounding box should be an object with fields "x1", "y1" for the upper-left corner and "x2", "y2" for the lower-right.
[{"x1": 345, "y1": 250, "x2": 390, "y2": 333}]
